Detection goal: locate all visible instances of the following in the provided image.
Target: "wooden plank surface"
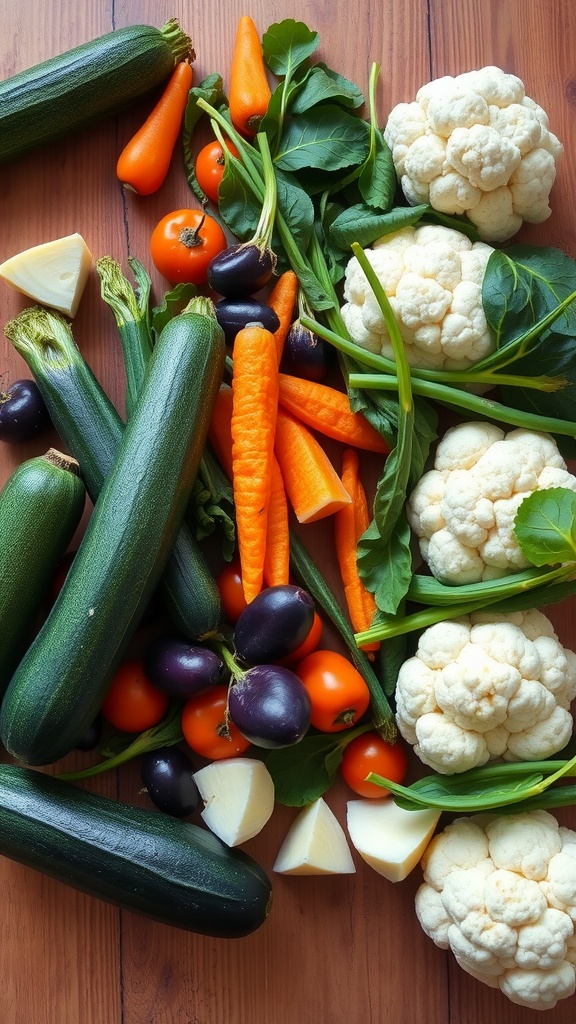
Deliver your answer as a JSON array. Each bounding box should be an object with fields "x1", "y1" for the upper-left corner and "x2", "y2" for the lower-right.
[{"x1": 0, "y1": 1, "x2": 575, "y2": 1022}]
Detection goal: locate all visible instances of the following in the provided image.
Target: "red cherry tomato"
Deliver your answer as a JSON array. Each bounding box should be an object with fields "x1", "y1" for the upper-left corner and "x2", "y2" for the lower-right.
[
  {"x1": 341, "y1": 731, "x2": 409, "y2": 798},
  {"x1": 195, "y1": 139, "x2": 240, "y2": 202},
  {"x1": 149, "y1": 208, "x2": 227, "y2": 285},
  {"x1": 101, "y1": 660, "x2": 169, "y2": 733},
  {"x1": 278, "y1": 611, "x2": 323, "y2": 666},
  {"x1": 295, "y1": 649, "x2": 371, "y2": 732},
  {"x1": 215, "y1": 559, "x2": 247, "y2": 624},
  {"x1": 181, "y1": 685, "x2": 251, "y2": 760}
]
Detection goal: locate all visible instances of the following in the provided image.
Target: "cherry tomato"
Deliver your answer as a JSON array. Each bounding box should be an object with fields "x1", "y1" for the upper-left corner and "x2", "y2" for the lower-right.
[
  {"x1": 181, "y1": 684, "x2": 251, "y2": 760},
  {"x1": 278, "y1": 611, "x2": 323, "y2": 666},
  {"x1": 215, "y1": 559, "x2": 247, "y2": 624},
  {"x1": 195, "y1": 139, "x2": 240, "y2": 203},
  {"x1": 149, "y1": 208, "x2": 227, "y2": 285},
  {"x1": 295, "y1": 649, "x2": 371, "y2": 732},
  {"x1": 341, "y1": 731, "x2": 409, "y2": 798},
  {"x1": 101, "y1": 660, "x2": 169, "y2": 733}
]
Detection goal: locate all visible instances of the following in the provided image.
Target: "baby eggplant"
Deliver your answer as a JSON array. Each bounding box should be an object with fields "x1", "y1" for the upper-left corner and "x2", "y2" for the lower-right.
[
  {"x1": 228, "y1": 664, "x2": 311, "y2": 748},
  {"x1": 143, "y1": 635, "x2": 225, "y2": 699},
  {"x1": 280, "y1": 321, "x2": 335, "y2": 382},
  {"x1": 207, "y1": 243, "x2": 276, "y2": 298},
  {"x1": 141, "y1": 746, "x2": 200, "y2": 817},
  {"x1": 0, "y1": 379, "x2": 51, "y2": 441},
  {"x1": 233, "y1": 584, "x2": 316, "y2": 665},
  {"x1": 215, "y1": 297, "x2": 280, "y2": 345}
]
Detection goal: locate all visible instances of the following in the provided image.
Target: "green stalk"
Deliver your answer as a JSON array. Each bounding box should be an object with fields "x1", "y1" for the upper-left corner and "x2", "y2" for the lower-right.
[
  {"x1": 96, "y1": 256, "x2": 153, "y2": 417},
  {"x1": 407, "y1": 563, "x2": 574, "y2": 606}
]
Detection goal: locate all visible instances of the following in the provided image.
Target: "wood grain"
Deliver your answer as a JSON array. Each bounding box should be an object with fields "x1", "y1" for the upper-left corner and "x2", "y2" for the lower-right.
[{"x1": 0, "y1": 1, "x2": 575, "y2": 1021}]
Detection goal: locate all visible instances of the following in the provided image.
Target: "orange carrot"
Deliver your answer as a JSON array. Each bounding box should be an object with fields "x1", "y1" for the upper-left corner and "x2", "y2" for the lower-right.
[
  {"x1": 231, "y1": 324, "x2": 279, "y2": 602},
  {"x1": 117, "y1": 61, "x2": 194, "y2": 195},
  {"x1": 263, "y1": 455, "x2": 290, "y2": 588},
  {"x1": 208, "y1": 383, "x2": 234, "y2": 479},
  {"x1": 334, "y1": 449, "x2": 380, "y2": 652},
  {"x1": 228, "y1": 16, "x2": 271, "y2": 138},
  {"x1": 278, "y1": 373, "x2": 391, "y2": 454},
  {"x1": 267, "y1": 270, "x2": 299, "y2": 364},
  {"x1": 274, "y1": 407, "x2": 351, "y2": 524}
]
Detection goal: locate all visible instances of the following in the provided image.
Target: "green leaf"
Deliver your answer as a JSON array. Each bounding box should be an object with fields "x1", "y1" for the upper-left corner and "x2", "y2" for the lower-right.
[
  {"x1": 275, "y1": 168, "x2": 315, "y2": 254},
  {"x1": 218, "y1": 158, "x2": 263, "y2": 243},
  {"x1": 275, "y1": 105, "x2": 370, "y2": 173},
  {"x1": 514, "y1": 487, "x2": 576, "y2": 566},
  {"x1": 329, "y1": 203, "x2": 429, "y2": 250},
  {"x1": 291, "y1": 64, "x2": 364, "y2": 112},
  {"x1": 262, "y1": 19, "x2": 319, "y2": 77},
  {"x1": 265, "y1": 732, "x2": 343, "y2": 806},
  {"x1": 358, "y1": 129, "x2": 396, "y2": 211},
  {"x1": 151, "y1": 283, "x2": 197, "y2": 338},
  {"x1": 360, "y1": 514, "x2": 413, "y2": 616},
  {"x1": 483, "y1": 245, "x2": 576, "y2": 348}
]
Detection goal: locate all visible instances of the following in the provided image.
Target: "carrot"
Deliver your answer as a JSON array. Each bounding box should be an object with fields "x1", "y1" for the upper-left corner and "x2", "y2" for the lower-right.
[
  {"x1": 228, "y1": 16, "x2": 271, "y2": 138},
  {"x1": 116, "y1": 60, "x2": 194, "y2": 195},
  {"x1": 334, "y1": 449, "x2": 380, "y2": 653},
  {"x1": 274, "y1": 407, "x2": 351, "y2": 524},
  {"x1": 263, "y1": 455, "x2": 290, "y2": 588},
  {"x1": 231, "y1": 324, "x2": 279, "y2": 602},
  {"x1": 278, "y1": 373, "x2": 391, "y2": 454},
  {"x1": 208, "y1": 383, "x2": 234, "y2": 479},
  {"x1": 267, "y1": 270, "x2": 299, "y2": 364}
]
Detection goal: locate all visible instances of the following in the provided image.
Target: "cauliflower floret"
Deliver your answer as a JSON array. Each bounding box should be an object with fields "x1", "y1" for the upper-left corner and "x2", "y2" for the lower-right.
[
  {"x1": 384, "y1": 66, "x2": 563, "y2": 241},
  {"x1": 407, "y1": 421, "x2": 576, "y2": 585},
  {"x1": 395, "y1": 609, "x2": 576, "y2": 774},
  {"x1": 340, "y1": 224, "x2": 495, "y2": 369},
  {"x1": 416, "y1": 811, "x2": 576, "y2": 1010}
]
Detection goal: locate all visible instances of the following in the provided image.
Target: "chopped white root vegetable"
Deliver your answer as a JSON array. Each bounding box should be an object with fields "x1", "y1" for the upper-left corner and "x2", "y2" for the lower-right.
[
  {"x1": 0, "y1": 232, "x2": 92, "y2": 317},
  {"x1": 273, "y1": 797, "x2": 356, "y2": 875},
  {"x1": 346, "y1": 799, "x2": 440, "y2": 882},
  {"x1": 193, "y1": 758, "x2": 275, "y2": 847}
]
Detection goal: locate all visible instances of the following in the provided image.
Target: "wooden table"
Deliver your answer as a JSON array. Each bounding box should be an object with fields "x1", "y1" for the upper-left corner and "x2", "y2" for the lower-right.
[{"x1": 1, "y1": 1, "x2": 575, "y2": 1021}]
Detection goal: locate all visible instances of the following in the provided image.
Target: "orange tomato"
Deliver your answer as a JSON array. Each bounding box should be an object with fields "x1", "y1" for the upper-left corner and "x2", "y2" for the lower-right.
[
  {"x1": 195, "y1": 139, "x2": 240, "y2": 202},
  {"x1": 181, "y1": 685, "x2": 251, "y2": 760},
  {"x1": 215, "y1": 559, "x2": 248, "y2": 624},
  {"x1": 149, "y1": 208, "x2": 227, "y2": 285},
  {"x1": 278, "y1": 611, "x2": 323, "y2": 666},
  {"x1": 295, "y1": 649, "x2": 371, "y2": 732},
  {"x1": 101, "y1": 660, "x2": 169, "y2": 733},
  {"x1": 341, "y1": 731, "x2": 409, "y2": 798}
]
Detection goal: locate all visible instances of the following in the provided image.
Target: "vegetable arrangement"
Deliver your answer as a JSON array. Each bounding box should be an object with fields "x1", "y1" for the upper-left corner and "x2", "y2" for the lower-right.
[{"x1": 1, "y1": 10, "x2": 576, "y2": 1009}]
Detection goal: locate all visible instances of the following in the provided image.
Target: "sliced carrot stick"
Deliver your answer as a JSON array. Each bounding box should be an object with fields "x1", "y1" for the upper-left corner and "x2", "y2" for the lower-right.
[
  {"x1": 228, "y1": 16, "x2": 271, "y2": 138},
  {"x1": 334, "y1": 449, "x2": 380, "y2": 652},
  {"x1": 278, "y1": 374, "x2": 391, "y2": 454},
  {"x1": 267, "y1": 270, "x2": 299, "y2": 365},
  {"x1": 263, "y1": 455, "x2": 290, "y2": 588},
  {"x1": 116, "y1": 61, "x2": 194, "y2": 195},
  {"x1": 274, "y1": 407, "x2": 351, "y2": 524},
  {"x1": 208, "y1": 383, "x2": 234, "y2": 479},
  {"x1": 231, "y1": 324, "x2": 279, "y2": 602}
]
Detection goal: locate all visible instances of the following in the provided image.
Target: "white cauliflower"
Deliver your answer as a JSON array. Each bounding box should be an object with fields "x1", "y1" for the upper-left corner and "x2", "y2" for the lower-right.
[
  {"x1": 407, "y1": 420, "x2": 576, "y2": 584},
  {"x1": 340, "y1": 224, "x2": 495, "y2": 370},
  {"x1": 384, "y1": 66, "x2": 564, "y2": 242},
  {"x1": 395, "y1": 608, "x2": 576, "y2": 774},
  {"x1": 415, "y1": 810, "x2": 576, "y2": 1010}
]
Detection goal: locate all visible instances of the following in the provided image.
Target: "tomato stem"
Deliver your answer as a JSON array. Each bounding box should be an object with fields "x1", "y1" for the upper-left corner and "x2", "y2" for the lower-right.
[{"x1": 179, "y1": 214, "x2": 206, "y2": 248}]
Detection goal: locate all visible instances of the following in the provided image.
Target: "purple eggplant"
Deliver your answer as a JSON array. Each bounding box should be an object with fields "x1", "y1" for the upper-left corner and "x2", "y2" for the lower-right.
[
  {"x1": 215, "y1": 297, "x2": 280, "y2": 344},
  {"x1": 143, "y1": 635, "x2": 225, "y2": 698},
  {"x1": 208, "y1": 243, "x2": 276, "y2": 298},
  {"x1": 0, "y1": 378, "x2": 51, "y2": 441},
  {"x1": 233, "y1": 584, "x2": 316, "y2": 665},
  {"x1": 280, "y1": 321, "x2": 335, "y2": 382},
  {"x1": 228, "y1": 664, "x2": 311, "y2": 748},
  {"x1": 141, "y1": 746, "x2": 200, "y2": 817}
]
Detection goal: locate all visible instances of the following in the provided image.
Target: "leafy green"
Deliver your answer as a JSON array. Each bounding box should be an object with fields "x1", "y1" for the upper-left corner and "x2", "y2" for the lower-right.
[
  {"x1": 483, "y1": 245, "x2": 576, "y2": 347},
  {"x1": 262, "y1": 18, "x2": 319, "y2": 77},
  {"x1": 291, "y1": 64, "x2": 364, "y2": 112},
  {"x1": 274, "y1": 105, "x2": 370, "y2": 172},
  {"x1": 151, "y1": 283, "x2": 198, "y2": 339},
  {"x1": 357, "y1": 64, "x2": 395, "y2": 212},
  {"x1": 329, "y1": 203, "x2": 428, "y2": 249},
  {"x1": 265, "y1": 732, "x2": 345, "y2": 806},
  {"x1": 514, "y1": 487, "x2": 576, "y2": 566}
]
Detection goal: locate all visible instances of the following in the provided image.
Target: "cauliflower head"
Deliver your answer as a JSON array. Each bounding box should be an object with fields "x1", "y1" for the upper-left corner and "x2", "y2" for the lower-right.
[
  {"x1": 384, "y1": 66, "x2": 564, "y2": 242},
  {"x1": 407, "y1": 420, "x2": 576, "y2": 584},
  {"x1": 415, "y1": 810, "x2": 576, "y2": 1010},
  {"x1": 340, "y1": 224, "x2": 495, "y2": 370},
  {"x1": 395, "y1": 608, "x2": 576, "y2": 774}
]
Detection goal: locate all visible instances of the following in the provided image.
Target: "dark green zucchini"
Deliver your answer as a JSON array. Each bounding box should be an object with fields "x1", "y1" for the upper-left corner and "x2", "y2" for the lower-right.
[
  {"x1": 4, "y1": 305, "x2": 223, "y2": 641},
  {"x1": 0, "y1": 765, "x2": 272, "y2": 937},
  {"x1": 0, "y1": 300, "x2": 225, "y2": 766},
  {"x1": 0, "y1": 20, "x2": 192, "y2": 163},
  {"x1": 0, "y1": 448, "x2": 85, "y2": 695}
]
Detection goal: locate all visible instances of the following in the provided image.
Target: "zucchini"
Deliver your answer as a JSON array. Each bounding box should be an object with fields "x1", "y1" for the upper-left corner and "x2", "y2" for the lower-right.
[
  {"x1": 0, "y1": 301, "x2": 225, "y2": 766},
  {"x1": 0, "y1": 765, "x2": 272, "y2": 937},
  {"x1": 0, "y1": 448, "x2": 85, "y2": 695},
  {"x1": 0, "y1": 20, "x2": 193, "y2": 163},
  {"x1": 4, "y1": 305, "x2": 223, "y2": 641}
]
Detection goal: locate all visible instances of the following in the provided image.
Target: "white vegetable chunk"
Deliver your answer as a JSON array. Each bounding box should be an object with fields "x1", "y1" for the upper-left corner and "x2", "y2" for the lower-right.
[
  {"x1": 273, "y1": 797, "x2": 356, "y2": 875},
  {"x1": 193, "y1": 758, "x2": 275, "y2": 847},
  {"x1": 0, "y1": 232, "x2": 92, "y2": 317},
  {"x1": 346, "y1": 799, "x2": 440, "y2": 882}
]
